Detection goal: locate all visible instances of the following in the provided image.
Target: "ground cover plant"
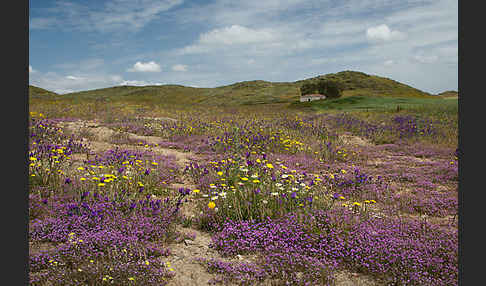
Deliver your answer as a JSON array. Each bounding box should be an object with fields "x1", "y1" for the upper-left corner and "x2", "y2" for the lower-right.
[{"x1": 28, "y1": 84, "x2": 458, "y2": 285}]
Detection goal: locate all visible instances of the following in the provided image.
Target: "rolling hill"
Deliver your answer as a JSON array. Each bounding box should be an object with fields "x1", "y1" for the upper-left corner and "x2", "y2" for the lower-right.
[
  {"x1": 437, "y1": 90, "x2": 458, "y2": 98},
  {"x1": 29, "y1": 71, "x2": 438, "y2": 107},
  {"x1": 29, "y1": 85, "x2": 59, "y2": 98}
]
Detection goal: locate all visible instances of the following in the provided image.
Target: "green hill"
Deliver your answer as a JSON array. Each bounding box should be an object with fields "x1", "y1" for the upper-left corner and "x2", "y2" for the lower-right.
[
  {"x1": 29, "y1": 70, "x2": 437, "y2": 107},
  {"x1": 29, "y1": 85, "x2": 59, "y2": 98},
  {"x1": 295, "y1": 71, "x2": 433, "y2": 98},
  {"x1": 437, "y1": 90, "x2": 458, "y2": 98}
]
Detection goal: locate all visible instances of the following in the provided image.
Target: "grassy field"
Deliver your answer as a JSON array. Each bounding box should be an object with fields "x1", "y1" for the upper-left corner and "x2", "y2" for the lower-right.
[
  {"x1": 28, "y1": 72, "x2": 458, "y2": 285},
  {"x1": 292, "y1": 94, "x2": 457, "y2": 112}
]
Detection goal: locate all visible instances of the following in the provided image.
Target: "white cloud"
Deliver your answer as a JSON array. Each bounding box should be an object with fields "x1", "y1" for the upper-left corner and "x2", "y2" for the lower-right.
[
  {"x1": 384, "y1": 60, "x2": 395, "y2": 66},
  {"x1": 412, "y1": 55, "x2": 439, "y2": 64},
  {"x1": 28, "y1": 69, "x2": 168, "y2": 93},
  {"x1": 118, "y1": 80, "x2": 163, "y2": 86},
  {"x1": 29, "y1": 17, "x2": 58, "y2": 30},
  {"x1": 200, "y1": 25, "x2": 276, "y2": 45},
  {"x1": 366, "y1": 24, "x2": 406, "y2": 43},
  {"x1": 33, "y1": 0, "x2": 183, "y2": 33},
  {"x1": 66, "y1": 75, "x2": 86, "y2": 80},
  {"x1": 29, "y1": 65, "x2": 35, "y2": 73},
  {"x1": 171, "y1": 64, "x2": 188, "y2": 72},
  {"x1": 179, "y1": 25, "x2": 279, "y2": 54},
  {"x1": 127, "y1": 61, "x2": 161, "y2": 72}
]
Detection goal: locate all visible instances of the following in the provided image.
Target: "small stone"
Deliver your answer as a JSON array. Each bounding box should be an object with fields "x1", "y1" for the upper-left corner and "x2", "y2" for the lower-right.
[{"x1": 184, "y1": 239, "x2": 195, "y2": 245}]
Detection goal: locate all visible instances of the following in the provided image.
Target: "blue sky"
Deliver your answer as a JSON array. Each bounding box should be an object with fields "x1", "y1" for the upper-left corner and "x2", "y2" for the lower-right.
[{"x1": 29, "y1": 0, "x2": 458, "y2": 94}]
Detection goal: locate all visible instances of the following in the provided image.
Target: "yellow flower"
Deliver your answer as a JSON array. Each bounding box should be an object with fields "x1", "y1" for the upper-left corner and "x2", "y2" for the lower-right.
[
  {"x1": 241, "y1": 177, "x2": 248, "y2": 181},
  {"x1": 145, "y1": 260, "x2": 150, "y2": 265},
  {"x1": 80, "y1": 178, "x2": 86, "y2": 181},
  {"x1": 252, "y1": 179, "x2": 260, "y2": 183},
  {"x1": 98, "y1": 183, "x2": 105, "y2": 187},
  {"x1": 29, "y1": 157, "x2": 37, "y2": 161},
  {"x1": 77, "y1": 167, "x2": 85, "y2": 171},
  {"x1": 128, "y1": 277, "x2": 135, "y2": 281},
  {"x1": 151, "y1": 162, "x2": 158, "y2": 166},
  {"x1": 370, "y1": 200, "x2": 376, "y2": 204},
  {"x1": 339, "y1": 196, "x2": 345, "y2": 200},
  {"x1": 217, "y1": 171, "x2": 223, "y2": 176},
  {"x1": 208, "y1": 201, "x2": 216, "y2": 209},
  {"x1": 266, "y1": 163, "x2": 274, "y2": 169},
  {"x1": 193, "y1": 189, "x2": 200, "y2": 193},
  {"x1": 353, "y1": 202, "x2": 361, "y2": 206},
  {"x1": 341, "y1": 169, "x2": 347, "y2": 174}
]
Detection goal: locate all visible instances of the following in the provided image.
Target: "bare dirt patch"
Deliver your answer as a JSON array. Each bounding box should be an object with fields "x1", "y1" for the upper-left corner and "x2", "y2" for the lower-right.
[
  {"x1": 333, "y1": 270, "x2": 384, "y2": 286},
  {"x1": 60, "y1": 119, "x2": 199, "y2": 167},
  {"x1": 339, "y1": 134, "x2": 373, "y2": 147}
]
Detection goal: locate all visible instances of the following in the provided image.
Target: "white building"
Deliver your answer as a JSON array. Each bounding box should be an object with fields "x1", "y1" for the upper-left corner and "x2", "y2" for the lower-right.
[{"x1": 300, "y1": 93, "x2": 326, "y2": 102}]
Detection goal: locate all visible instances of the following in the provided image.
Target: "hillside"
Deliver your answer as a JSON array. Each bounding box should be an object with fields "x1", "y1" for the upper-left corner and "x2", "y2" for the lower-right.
[
  {"x1": 437, "y1": 90, "x2": 458, "y2": 98},
  {"x1": 29, "y1": 85, "x2": 59, "y2": 98},
  {"x1": 296, "y1": 71, "x2": 433, "y2": 98},
  {"x1": 29, "y1": 70, "x2": 437, "y2": 107}
]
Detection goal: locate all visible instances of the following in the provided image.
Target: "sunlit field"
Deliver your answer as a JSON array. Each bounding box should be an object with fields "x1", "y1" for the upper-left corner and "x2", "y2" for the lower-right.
[{"x1": 28, "y1": 95, "x2": 458, "y2": 285}]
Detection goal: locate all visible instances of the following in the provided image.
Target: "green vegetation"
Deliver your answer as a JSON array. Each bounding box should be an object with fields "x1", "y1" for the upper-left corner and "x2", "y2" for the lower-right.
[
  {"x1": 29, "y1": 85, "x2": 59, "y2": 98},
  {"x1": 437, "y1": 90, "x2": 458, "y2": 98},
  {"x1": 296, "y1": 71, "x2": 433, "y2": 98},
  {"x1": 300, "y1": 79, "x2": 343, "y2": 98},
  {"x1": 291, "y1": 95, "x2": 457, "y2": 113}
]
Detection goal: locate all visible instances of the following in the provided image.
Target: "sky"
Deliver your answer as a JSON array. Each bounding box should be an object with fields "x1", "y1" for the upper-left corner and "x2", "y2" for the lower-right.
[{"x1": 29, "y1": 0, "x2": 458, "y2": 95}]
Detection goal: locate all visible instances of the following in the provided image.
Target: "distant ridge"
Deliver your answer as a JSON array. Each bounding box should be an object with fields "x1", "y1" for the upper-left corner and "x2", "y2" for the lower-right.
[
  {"x1": 437, "y1": 90, "x2": 458, "y2": 97},
  {"x1": 29, "y1": 85, "x2": 59, "y2": 98},
  {"x1": 29, "y1": 70, "x2": 437, "y2": 106},
  {"x1": 296, "y1": 71, "x2": 432, "y2": 98}
]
